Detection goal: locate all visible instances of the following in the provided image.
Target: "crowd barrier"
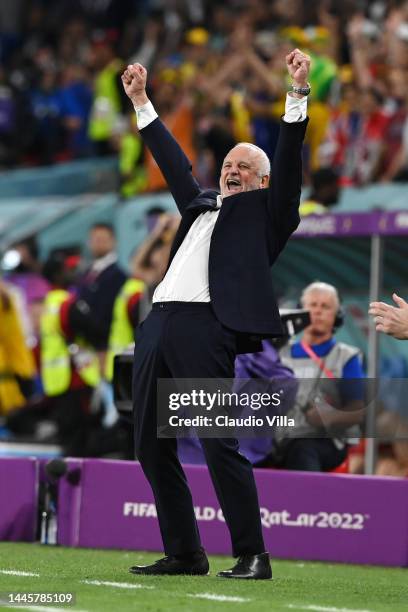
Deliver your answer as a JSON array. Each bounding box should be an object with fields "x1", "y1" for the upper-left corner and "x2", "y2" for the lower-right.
[
  {"x1": 0, "y1": 458, "x2": 38, "y2": 541},
  {"x1": 1, "y1": 457, "x2": 407, "y2": 566}
]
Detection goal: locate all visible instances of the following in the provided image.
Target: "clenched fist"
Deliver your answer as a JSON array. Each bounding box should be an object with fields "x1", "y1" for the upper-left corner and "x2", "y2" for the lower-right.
[
  {"x1": 121, "y1": 63, "x2": 149, "y2": 108},
  {"x1": 286, "y1": 48, "x2": 311, "y2": 89}
]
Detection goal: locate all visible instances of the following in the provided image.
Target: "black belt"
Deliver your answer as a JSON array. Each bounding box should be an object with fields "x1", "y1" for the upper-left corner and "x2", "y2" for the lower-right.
[{"x1": 152, "y1": 301, "x2": 211, "y2": 311}]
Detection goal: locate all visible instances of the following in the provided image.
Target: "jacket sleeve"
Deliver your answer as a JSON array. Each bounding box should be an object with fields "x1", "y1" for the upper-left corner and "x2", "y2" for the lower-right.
[
  {"x1": 268, "y1": 117, "x2": 308, "y2": 253},
  {"x1": 140, "y1": 118, "x2": 201, "y2": 213}
]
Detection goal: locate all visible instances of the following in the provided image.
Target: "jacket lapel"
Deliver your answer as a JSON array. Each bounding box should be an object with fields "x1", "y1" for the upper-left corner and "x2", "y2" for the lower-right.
[{"x1": 185, "y1": 189, "x2": 219, "y2": 214}]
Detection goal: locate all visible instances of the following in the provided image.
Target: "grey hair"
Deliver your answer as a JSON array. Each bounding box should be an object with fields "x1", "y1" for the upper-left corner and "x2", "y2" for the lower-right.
[
  {"x1": 235, "y1": 142, "x2": 270, "y2": 177},
  {"x1": 300, "y1": 281, "x2": 340, "y2": 310}
]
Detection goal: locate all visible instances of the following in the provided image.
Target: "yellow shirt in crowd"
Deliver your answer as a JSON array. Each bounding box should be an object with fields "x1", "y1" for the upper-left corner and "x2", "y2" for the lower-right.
[{"x1": 0, "y1": 286, "x2": 36, "y2": 414}]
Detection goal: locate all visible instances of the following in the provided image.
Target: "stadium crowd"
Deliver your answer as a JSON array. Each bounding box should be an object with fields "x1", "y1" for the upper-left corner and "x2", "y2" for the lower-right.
[{"x1": 0, "y1": 0, "x2": 408, "y2": 200}]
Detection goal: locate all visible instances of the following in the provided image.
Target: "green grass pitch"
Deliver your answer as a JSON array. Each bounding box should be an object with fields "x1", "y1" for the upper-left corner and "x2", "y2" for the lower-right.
[{"x1": 0, "y1": 543, "x2": 407, "y2": 611}]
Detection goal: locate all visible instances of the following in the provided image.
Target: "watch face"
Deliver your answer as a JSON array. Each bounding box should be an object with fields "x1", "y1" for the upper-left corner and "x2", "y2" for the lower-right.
[{"x1": 293, "y1": 86, "x2": 310, "y2": 95}]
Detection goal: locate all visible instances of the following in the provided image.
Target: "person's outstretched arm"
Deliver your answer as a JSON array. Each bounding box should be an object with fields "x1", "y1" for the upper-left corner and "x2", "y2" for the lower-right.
[
  {"x1": 122, "y1": 63, "x2": 200, "y2": 213},
  {"x1": 268, "y1": 50, "x2": 310, "y2": 254}
]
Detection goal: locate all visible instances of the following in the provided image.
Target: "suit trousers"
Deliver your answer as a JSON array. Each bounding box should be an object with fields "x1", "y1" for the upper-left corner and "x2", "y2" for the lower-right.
[{"x1": 132, "y1": 301, "x2": 265, "y2": 557}]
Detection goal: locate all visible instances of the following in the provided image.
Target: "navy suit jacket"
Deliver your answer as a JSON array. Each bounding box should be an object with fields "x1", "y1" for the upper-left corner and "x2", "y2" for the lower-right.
[
  {"x1": 78, "y1": 262, "x2": 127, "y2": 349},
  {"x1": 140, "y1": 115, "x2": 308, "y2": 352}
]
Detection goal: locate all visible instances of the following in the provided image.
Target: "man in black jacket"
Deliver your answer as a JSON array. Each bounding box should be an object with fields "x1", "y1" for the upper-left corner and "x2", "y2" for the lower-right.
[
  {"x1": 77, "y1": 223, "x2": 127, "y2": 351},
  {"x1": 122, "y1": 49, "x2": 310, "y2": 579}
]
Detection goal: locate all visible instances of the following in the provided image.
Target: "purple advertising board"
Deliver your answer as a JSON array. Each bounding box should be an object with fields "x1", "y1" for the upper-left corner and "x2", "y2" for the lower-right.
[
  {"x1": 293, "y1": 210, "x2": 408, "y2": 239},
  {"x1": 0, "y1": 458, "x2": 39, "y2": 541},
  {"x1": 58, "y1": 459, "x2": 408, "y2": 567}
]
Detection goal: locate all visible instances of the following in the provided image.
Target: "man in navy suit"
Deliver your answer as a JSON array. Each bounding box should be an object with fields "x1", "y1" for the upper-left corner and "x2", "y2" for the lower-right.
[
  {"x1": 77, "y1": 223, "x2": 127, "y2": 351},
  {"x1": 122, "y1": 49, "x2": 310, "y2": 579}
]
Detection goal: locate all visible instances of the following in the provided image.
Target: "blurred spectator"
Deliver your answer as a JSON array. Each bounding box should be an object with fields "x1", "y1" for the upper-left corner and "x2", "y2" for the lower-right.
[
  {"x1": 111, "y1": 112, "x2": 146, "y2": 198},
  {"x1": 130, "y1": 213, "x2": 180, "y2": 303},
  {"x1": 321, "y1": 86, "x2": 389, "y2": 185},
  {"x1": 2, "y1": 237, "x2": 50, "y2": 343},
  {"x1": 128, "y1": 15, "x2": 163, "y2": 71},
  {"x1": 56, "y1": 17, "x2": 91, "y2": 66},
  {"x1": 143, "y1": 80, "x2": 197, "y2": 192},
  {"x1": 59, "y1": 63, "x2": 93, "y2": 158},
  {"x1": 300, "y1": 167, "x2": 340, "y2": 215},
  {"x1": 380, "y1": 71, "x2": 408, "y2": 182},
  {"x1": 0, "y1": 65, "x2": 33, "y2": 166},
  {"x1": 40, "y1": 252, "x2": 100, "y2": 390},
  {"x1": 376, "y1": 68, "x2": 406, "y2": 174},
  {"x1": 276, "y1": 282, "x2": 365, "y2": 471},
  {"x1": 28, "y1": 68, "x2": 67, "y2": 165},
  {"x1": 375, "y1": 410, "x2": 408, "y2": 477},
  {"x1": 87, "y1": 37, "x2": 127, "y2": 156},
  {"x1": 104, "y1": 273, "x2": 146, "y2": 384},
  {"x1": 0, "y1": 0, "x2": 25, "y2": 59},
  {"x1": 76, "y1": 223, "x2": 127, "y2": 357},
  {"x1": 0, "y1": 279, "x2": 36, "y2": 416}
]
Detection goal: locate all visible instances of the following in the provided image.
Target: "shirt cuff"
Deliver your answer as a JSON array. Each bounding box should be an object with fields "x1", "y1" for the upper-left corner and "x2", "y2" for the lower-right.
[
  {"x1": 283, "y1": 92, "x2": 308, "y2": 123},
  {"x1": 134, "y1": 100, "x2": 158, "y2": 130}
]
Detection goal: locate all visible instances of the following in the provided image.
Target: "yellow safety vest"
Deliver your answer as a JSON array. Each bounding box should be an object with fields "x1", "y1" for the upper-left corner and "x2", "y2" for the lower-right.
[
  {"x1": 119, "y1": 132, "x2": 147, "y2": 198},
  {"x1": 88, "y1": 59, "x2": 123, "y2": 141},
  {"x1": 105, "y1": 279, "x2": 145, "y2": 381},
  {"x1": 299, "y1": 200, "x2": 327, "y2": 216},
  {"x1": 41, "y1": 290, "x2": 100, "y2": 396}
]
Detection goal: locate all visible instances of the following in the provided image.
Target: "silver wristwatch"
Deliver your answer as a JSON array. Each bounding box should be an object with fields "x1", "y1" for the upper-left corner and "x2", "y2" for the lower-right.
[{"x1": 292, "y1": 82, "x2": 311, "y2": 96}]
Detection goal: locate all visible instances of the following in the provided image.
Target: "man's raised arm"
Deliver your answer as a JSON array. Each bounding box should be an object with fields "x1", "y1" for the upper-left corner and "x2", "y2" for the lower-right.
[
  {"x1": 121, "y1": 64, "x2": 200, "y2": 213},
  {"x1": 268, "y1": 50, "x2": 310, "y2": 253}
]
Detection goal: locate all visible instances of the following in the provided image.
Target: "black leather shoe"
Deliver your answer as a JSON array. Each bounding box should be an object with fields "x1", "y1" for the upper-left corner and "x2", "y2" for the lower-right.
[
  {"x1": 216, "y1": 552, "x2": 272, "y2": 580},
  {"x1": 129, "y1": 549, "x2": 209, "y2": 576}
]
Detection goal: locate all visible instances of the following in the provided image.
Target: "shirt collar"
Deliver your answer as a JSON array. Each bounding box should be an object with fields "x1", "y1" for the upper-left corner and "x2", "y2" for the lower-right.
[
  {"x1": 91, "y1": 252, "x2": 117, "y2": 274},
  {"x1": 216, "y1": 195, "x2": 223, "y2": 209}
]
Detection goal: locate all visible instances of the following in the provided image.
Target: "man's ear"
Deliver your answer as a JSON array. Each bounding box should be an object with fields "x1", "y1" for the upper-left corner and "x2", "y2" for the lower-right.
[{"x1": 261, "y1": 175, "x2": 269, "y2": 188}]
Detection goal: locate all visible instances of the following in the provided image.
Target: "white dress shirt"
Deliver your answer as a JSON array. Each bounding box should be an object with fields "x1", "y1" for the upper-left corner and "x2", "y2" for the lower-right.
[{"x1": 134, "y1": 94, "x2": 307, "y2": 303}]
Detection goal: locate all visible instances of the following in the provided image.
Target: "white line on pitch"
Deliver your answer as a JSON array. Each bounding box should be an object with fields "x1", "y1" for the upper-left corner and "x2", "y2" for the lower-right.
[
  {"x1": 82, "y1": 579, "x2": 155, "y2": 589},
  {"x1": 0, "y1": 569, "x2": 40, "y2": 577},
  {"x1": 8, "y1": 607, "x2": 89, "y2": 612},
  {"x1": 188, "y1": 593, "x2": 251, "y2": 603},
  {"x1": 287, "y1": 605, "x2": 372, "y2": 612}
]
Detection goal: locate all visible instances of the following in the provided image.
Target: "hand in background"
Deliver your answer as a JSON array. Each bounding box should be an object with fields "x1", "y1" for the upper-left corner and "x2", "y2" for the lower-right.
[{"x1": 369, "y1": 294, "x2": 408, "y2": 340}]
